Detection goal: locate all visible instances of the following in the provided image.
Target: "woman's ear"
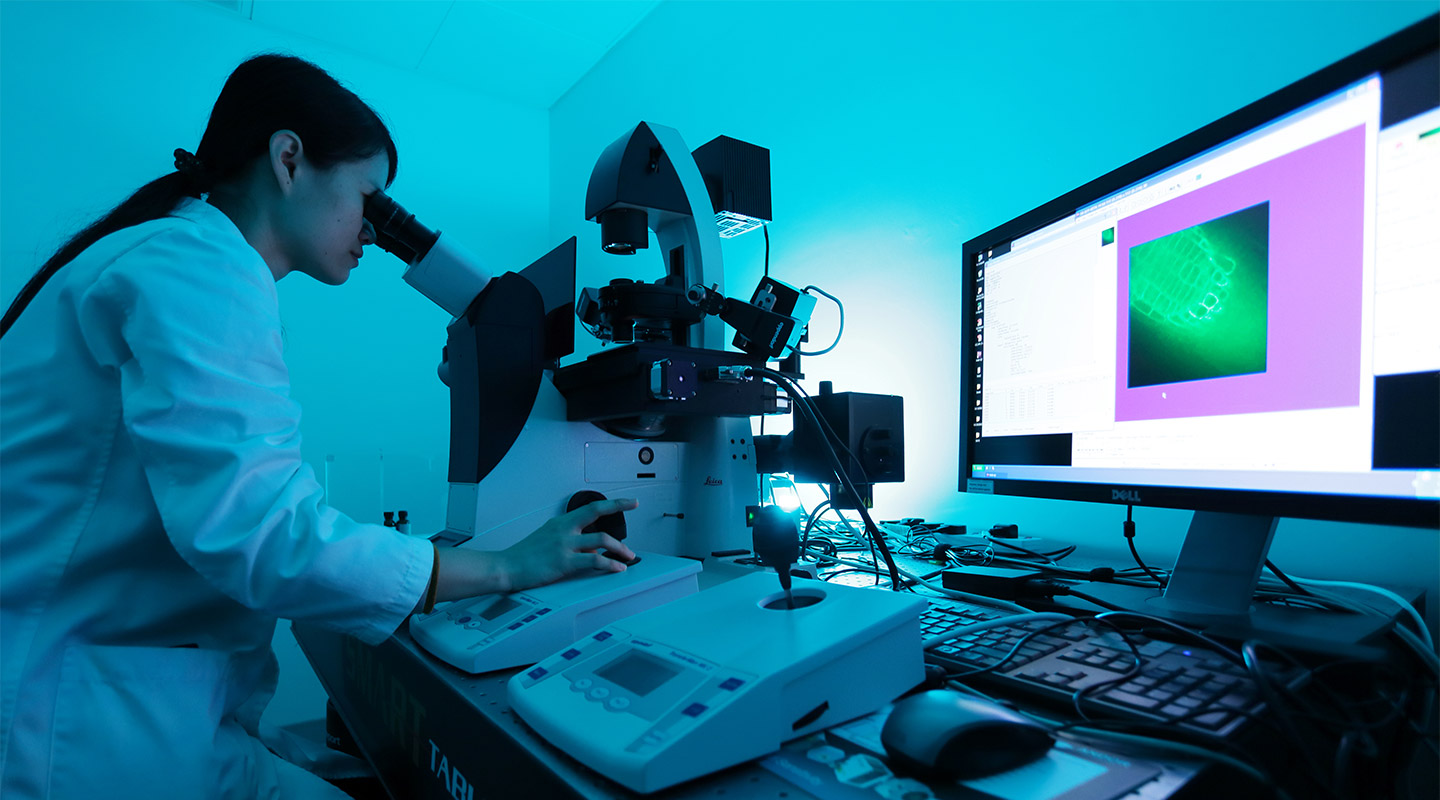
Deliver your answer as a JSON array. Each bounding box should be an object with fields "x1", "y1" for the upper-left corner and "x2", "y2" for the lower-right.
[{"x1": 268, "y1": 130, "x2": 303, "y2": 193}]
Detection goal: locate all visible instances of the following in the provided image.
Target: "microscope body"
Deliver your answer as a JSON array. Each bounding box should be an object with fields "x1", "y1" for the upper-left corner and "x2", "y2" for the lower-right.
[{"x1": 371, "y1": 122, "x2": 778, "y2": 558}]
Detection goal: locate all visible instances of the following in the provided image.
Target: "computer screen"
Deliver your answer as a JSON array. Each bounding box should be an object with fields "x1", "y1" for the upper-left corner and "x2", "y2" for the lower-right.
[
  {"x1": 960, "y1": 17, "x2": 1438, "y2": 645},
  {"x1": 963, "y1": 17, "x2": 1438, "y2": 527}
]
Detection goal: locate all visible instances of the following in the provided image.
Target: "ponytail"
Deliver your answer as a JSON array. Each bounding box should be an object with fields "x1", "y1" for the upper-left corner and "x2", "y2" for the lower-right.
[{"x1": 0, "y1": 171, "x2": 197, "y2": 338}]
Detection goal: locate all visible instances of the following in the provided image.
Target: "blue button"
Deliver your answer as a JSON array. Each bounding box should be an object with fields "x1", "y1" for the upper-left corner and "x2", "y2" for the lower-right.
[
  {"x1": 682, "y1": 703, "x2": 707, "y2": 717},
  {"x1": 527, "y1": 667, "x2": 547, "y2": 680},
  {"x1": 536, "y1": 608, "x2": 551, "y2": 616},
  {"x1": 457, "y1": 616, "x2": 471, "y2": 624},
  {"x1": 522, "y1": 615, "x2": 538, "y2": 623},
  {"x1": 594, "y1": 631, "x2": 612, "y2": 641},
  {"x1": 507, "y1": 622, "x2": 523, "y2": 630},
  {"x1": 719, "y1": 678, "x2": 744, "y2": 691},
  {"x1": 562, "y1": 649, "x2": 581, "y2": 660}
]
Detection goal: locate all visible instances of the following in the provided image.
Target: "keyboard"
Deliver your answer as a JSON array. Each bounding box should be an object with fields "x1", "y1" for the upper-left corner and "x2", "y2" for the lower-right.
[{"x1": 920, "y1": 597, "x2": 1303, "y2": 738}]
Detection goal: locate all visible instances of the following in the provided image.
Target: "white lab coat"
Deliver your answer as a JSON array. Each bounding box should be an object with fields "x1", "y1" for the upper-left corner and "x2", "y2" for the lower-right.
[{"x1": 0, "y1": 198, "x2": 434, "y2": 799}]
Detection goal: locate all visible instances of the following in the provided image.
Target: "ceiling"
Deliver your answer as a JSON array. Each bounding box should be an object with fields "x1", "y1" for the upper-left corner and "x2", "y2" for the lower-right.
[{"x1": 200, "y1": 0, "x2": 662, "y2": 108}]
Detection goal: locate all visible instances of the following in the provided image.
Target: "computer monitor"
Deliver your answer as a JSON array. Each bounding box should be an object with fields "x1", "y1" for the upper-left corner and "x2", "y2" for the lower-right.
[{"x1": 961, "y1": 16, "x2": 1439, "y2": 650}]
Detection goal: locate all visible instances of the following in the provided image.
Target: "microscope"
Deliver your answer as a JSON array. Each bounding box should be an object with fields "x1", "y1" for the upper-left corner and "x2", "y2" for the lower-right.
[
  {"x1": 361, "y1": 125, "x2": 924, "y2": 791},
  {"x1": 364, "y1": 123, "x2": 836, "y2": 673},
  {"x1": 365, "y1": 122, "x2": 810, "y2": 562}
]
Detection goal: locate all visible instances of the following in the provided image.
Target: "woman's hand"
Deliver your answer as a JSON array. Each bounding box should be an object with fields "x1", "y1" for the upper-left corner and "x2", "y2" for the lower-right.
[
  {"x1": 426, "y1": 499, "x2": 639, "y2": 607},
  {"x1": 494, "y1": 498, "x2": 639, "y2": 593}
]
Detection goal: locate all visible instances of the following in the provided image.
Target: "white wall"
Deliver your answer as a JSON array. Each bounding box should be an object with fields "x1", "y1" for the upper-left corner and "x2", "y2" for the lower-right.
[
  {"x1": 1, "y1": 0, "x2": 554, "y2": 529},
  {"x1": 549, "y1": 1, "x2": 1439, "y2": 634},
  {"x1": 1, "y1": 0, "x2": 552, "y2": 726}
]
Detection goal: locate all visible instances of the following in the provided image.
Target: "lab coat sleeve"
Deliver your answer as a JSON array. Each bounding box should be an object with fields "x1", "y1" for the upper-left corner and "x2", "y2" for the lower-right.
[{"x1": 78, "y1": 223, "x2": 432, "y2": 645}]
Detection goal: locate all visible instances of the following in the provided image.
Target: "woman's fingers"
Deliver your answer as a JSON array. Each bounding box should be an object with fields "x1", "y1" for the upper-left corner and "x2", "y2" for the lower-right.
[
  {"x1": 566, "y1": 498, "x2": 638, "y2": 529},
  {"x1": 581, "y1": 551, "x2": 628, "y2": 573},
  {"x1": 576, "y1": 532, "x2": 634, "y2": 563}
]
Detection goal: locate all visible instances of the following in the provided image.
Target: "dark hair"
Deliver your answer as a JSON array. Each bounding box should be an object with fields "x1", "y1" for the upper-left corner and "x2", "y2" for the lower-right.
[{"x1": 0, "y1": 54, "x2": 398, "y2": 337}]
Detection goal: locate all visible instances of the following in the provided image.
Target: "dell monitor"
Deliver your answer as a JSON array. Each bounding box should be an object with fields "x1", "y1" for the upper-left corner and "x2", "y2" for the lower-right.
[{"x1": 961, "y1": 16, "x2": 1439, "y2": 651}]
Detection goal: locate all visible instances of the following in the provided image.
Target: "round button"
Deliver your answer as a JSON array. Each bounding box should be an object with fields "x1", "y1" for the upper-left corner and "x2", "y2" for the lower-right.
[
  {"x1": 638, "y1": 446, "x2": 654, "y2": 465},
  {"x1": 606, "y1": 697, "x2": 631, "y2": 711},
  {"x1": 587, "y1": 687, "x2": 610, "y2": 701},
  {"x1": 572, "y1": 678, "x2": 593, "y2": 691}
]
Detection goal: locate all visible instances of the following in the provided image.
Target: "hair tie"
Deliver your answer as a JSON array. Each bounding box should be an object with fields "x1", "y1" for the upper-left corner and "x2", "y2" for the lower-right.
[{"x1": 173, "y1": 148, "x2": 212, "y2": 191}]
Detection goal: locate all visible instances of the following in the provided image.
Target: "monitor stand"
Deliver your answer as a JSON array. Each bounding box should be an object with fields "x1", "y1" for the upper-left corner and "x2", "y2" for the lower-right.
[{"x1": 1075, "y1": 511, "x2": 1404, "y2": 660}]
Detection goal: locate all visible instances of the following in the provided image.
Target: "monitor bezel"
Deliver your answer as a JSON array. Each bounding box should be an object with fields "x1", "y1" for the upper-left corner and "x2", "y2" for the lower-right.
[{"x1": 960, "y1": 15, "x2": 1440, "y2": 530}]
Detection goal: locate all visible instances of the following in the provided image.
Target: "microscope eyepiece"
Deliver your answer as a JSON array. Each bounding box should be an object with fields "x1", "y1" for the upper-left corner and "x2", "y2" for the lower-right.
[{"x1": 363, "y1": 191, "x2": 440, "y2": 264}]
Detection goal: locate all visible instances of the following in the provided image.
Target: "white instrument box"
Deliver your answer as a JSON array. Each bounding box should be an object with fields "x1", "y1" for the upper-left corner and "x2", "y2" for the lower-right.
[
  {"x1": 410, "y1": 552, "x2": 701, "y2": 674},
  {"x1": 508, "y1": 573, "x2": 926, "y2": 793}
]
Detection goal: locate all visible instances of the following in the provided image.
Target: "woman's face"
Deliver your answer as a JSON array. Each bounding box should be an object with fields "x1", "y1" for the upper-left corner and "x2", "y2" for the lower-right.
[{"x1": 281, "y1": 151, "x2": 390, "y2": 285}]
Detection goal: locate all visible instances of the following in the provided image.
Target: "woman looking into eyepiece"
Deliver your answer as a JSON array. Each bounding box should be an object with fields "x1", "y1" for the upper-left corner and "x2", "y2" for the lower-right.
[{"x1": 0, "y1": 53, "x2": 633, "y2": 800}]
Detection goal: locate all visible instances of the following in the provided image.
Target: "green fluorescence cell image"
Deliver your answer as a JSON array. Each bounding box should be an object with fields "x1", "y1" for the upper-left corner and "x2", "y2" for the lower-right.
[{"x1": 1127, "y1": 202, "x2": 1269, "y2": 389}]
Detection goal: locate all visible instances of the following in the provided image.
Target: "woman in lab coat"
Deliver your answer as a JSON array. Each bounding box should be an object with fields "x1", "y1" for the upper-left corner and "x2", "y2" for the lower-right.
[{"x1": 0, "y1": 54, "x2": 634, "y2": 800}]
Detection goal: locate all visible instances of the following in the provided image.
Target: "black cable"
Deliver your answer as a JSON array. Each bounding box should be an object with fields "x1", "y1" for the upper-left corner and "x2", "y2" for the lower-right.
[
  {"x1": 807, "y1": 537, "x2": 838, "y2": 557},
  {"x1": 1095, "y1": 610, "x2": 1244, "y2": 665},
  {"x1": 866, "y1": 519, "x2": 881, "y2": 586},
  {"x1": 762, "y1": 225, "x2": 769, "y2": 278},
  {"x1": 1264, "y1": 559, "x2": 1313, "y2": 597},
  {"x1": 990, "y1": 537, "x2": 1073, "y2": 563},
  {"x1": 800, "y1": 499, "x2": 832, "y2": 551},
  {"x1": 821, "y1": 567, "x2": 882, "y2": 583},
  {"x1": 758, "y1": 225, "x2": 770, "y2": 435},
  {"x1": 1055, "y1": 587, "x2": 1126, "y2": 612},
  {"x1": 765, "y1": 370, "x2": 872, "y2": 485},
  {"x1": 1123, "y1": 505, "x2": 1167, "y2": 588},
  {"x1": 1238, "y1": 641, "x2": 1353, "y2": 800},
  {"x1": 981, "y1": 556, "x2": 1162, "y2": 589},
  {"x1": 758, "y1": 368, "x2": 901, "y2": 588}
]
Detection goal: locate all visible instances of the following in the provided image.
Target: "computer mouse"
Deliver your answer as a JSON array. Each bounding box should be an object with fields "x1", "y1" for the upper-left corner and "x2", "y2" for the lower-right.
[
  {"x1": 880, "y1": 690, "x2": 1054, "y2": 781},
  {"x1": 566, "y1": 490, "x2": 640, "y2": 566}
]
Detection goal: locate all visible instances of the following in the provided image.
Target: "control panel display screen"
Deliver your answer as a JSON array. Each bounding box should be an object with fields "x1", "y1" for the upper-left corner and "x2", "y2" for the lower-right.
[
  {"x1": 594, "y1": 650, "x2": 682, "y2": 697},
  {"x1": 481, "y1": 596, "x2": 522, "y2": 621}
]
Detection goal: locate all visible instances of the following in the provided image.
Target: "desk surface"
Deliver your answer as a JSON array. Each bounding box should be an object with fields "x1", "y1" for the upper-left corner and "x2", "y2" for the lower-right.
[
  {"x1": 294, "y1": 621, "x2": 812, "y2": 800},
  {"x1": 292, "y1": 563, "x2": 1202, "y2": 800}
]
